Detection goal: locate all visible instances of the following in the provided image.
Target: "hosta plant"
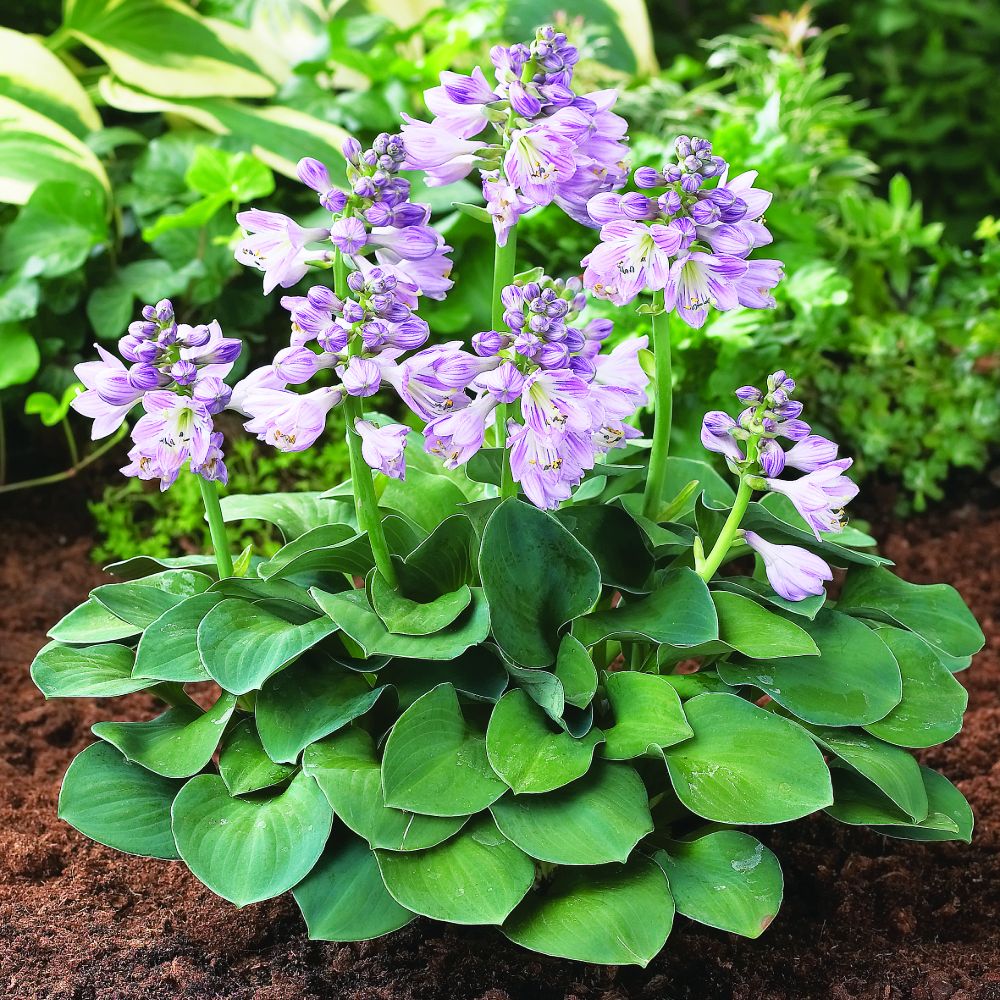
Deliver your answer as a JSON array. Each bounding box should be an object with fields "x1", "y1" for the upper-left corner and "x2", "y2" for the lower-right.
[{"x1": 33, "y1": 25, "x2": 983, "y2": 967}]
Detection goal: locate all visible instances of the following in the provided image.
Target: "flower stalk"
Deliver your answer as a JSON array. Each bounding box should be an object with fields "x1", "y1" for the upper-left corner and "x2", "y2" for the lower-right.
[
  {"x1": 197, "y1": 476, "x2": 234, "y2": 579},
  {"x1": 640, "y1": 290, "x2": 672, "y2": 520},
  {"x1": 492, "y1": 228, "x2": 519, "y2": 500}
]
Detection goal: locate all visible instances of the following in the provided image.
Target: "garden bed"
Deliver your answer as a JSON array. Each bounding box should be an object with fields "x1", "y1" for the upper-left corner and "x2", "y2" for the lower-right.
[{"x1": 1, "y1": 485, "x2": 997, "y2": 1000}]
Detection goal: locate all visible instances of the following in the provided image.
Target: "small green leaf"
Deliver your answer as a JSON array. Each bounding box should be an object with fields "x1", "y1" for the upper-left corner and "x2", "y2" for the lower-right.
[
  {"x1": 451, "y1": 201, "x2": 492, "y2": 224},
  {"x1": 219, "y1": 718, "x2": 296, "y2": 796},
  {"x1": 31, "y1": 641, "x2": 154, "y2": 698},
  {"x1": 370, "y1": 572, "x2": 472, "y2": 636},
  {"x1": 47, "y1": 597, "x2": 139, "y2": 644},
  {"x1": 663, "y1": 693, "x2": 833, "y2": 824},
  {"x1": 258, "y1": 523, "x2": 371, "y2": 580},
  {"x1": 655, "y1": 831, "x2": 782, "y2": 939},
  {"x1": 171, "y1": 771, "x2": 333, "y2": 906},
  {"x1": 600, "y1": 672, "x2": 693, "y2": 760},
  {"x1": 185, "y1": 146, "x2": 274, "y2": 200},
  {"x1": 837, "y1": 565, "x2": 985, "y2": 659},
  {"x1": 24, "y1": 384, "x2": 80, "y2": 426},
  {"x1": 573, "y1": 568, "x2": 718, "y2": 648},
  {"x1": 92, "y1": 570, "x2": 213, "y2": 628},
  {"x1": 712, "y1": 577, "x2": 825, "y2": 619},
  {"x1": 555, "y1": 634, "x2": 598, "y2": 709},
  {"x1": 491, "y1": 762, "x2": 652, "y2": 865},
  {"x1": 198, "y1": 598, "x2": 338, "y2": 694},
  {"x1": 256, "y1": 654, "x2": 390, "y2": 763},
  {"x1": 381, "y1": 466, "x2": 468, "y2": 532},
  {"x1": 93, "y1": 693, "x2": 237, "y2": 778},
  {"x1": 864, "y1": 629, "x2": 968, "y2": 748},
  {"x1": 486, "y1": 689, "x2": 603, "y2": 794},
  {"x1": 480, "y1": 499, "x2": 602, "y2": 667},
  {"x1": 376, "y1": 815, "x2": 534, "y2": 925},
  {"x1": 0, "y1": 324, "x2": 40, "y2": 390},
  {"x1": 303, "y1": 729, "x2": 467, "y2": 851},
  {"x1": 503, "y1": 857, "x2": 674, "y2": 966},
  {"x1": 717, "y1": 609, "x2": 902, "y2": 726},
  {"x1": 221, "y1": 491, "x2": 355, "y2": 541},
  {"x1": 59, "y1": 741, "x2": 182, "y2": 859},
  {"x1": 712, "y1": 591, "x2": 819, "y2": 658},
  {"x1": 826, "y1": 766, "x2": 973, "y2": 843},
  {"x1": 381, "y1": 683, "x2": 507, "y2": 817},
  {"x1": 294, "y1": 832, "x2": 415, "y2": 941},
  {"x1": 133, "y1": 592, "x2": 225, "y2": 681}
]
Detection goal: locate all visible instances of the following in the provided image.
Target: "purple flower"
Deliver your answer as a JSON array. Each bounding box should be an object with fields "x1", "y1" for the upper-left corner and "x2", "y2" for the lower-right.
[
  {"x1": 477, "y1": 361, "x2": 525, "y2": 403},
  {"x1": 356, "y1": 419, "x2": 409, "y2": 480},
  {"x1": 191, "y1": 432, "x2": 228, "y2": 485},
  {"x1": 342, "y1": 357, "x2": 382, "y2": 397},
  {"x1": 785, "y1": 434, "x2": 839, "y2": 472},
  {"x1": 758, "y1": 438, "x2": 786, "y2": 477},
  {"x1": 508, "y1": 422, "x2": 594, "y2": 510},
  {"x1": 504, "y1": 124, "x2": 577, "y2": 207},
  {"x1": 123, "y1": 391, "x2": 215, "y2": 490},
  {"x1": 243, "y1": 386, "x2": 342, "y2": 452},
  {"x1": 482, "y1": 172, "x2": 532, "y2": 247},
  {"x1": 71, "y1": 346, "x2": 145, "y2": 439},
  {"x1": 330, "y1": 217, "x2": 368, "y2": 255},
  {"x1": 235, "y1": 210, "x2": 329, "y2": 294},
  {"x1": 701, "y1": 411, "x2": 744, "y2": 463},
  {"x1": 441, "y1": 67, "x2": 497, "y2": 105},
  {"x1": 765, "y1": 459, "x2": 859, "y2": 538},
  {"x1": 583, "y1": 221, "x2": 683, "y2": 304},
  {"x1": 741, "y1": 530, "x2": 833, "y2": 602},
  {"x1": 193, "y1": 376, "x2": 232, "y2": 415},
  {"x1": 399, "y1": 115, "x2": 486, "y2": 169},
  {"x1": 424, "y1": 393, "x2": 498, "y2": 468},
  {"x1": 520, "y1": 368, "x2": 592, "y2": 435}
]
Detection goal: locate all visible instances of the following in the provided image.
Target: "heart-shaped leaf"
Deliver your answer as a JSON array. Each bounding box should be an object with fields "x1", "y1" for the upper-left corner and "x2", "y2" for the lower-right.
[
  {"x1": 490, "y1": 762, "x2": 652, "y2": 865},
  {"x1": 503, "y1": 856, "x2": 674, "y2": 966},
  {"x1": 396, "y1": 514, "x2": 476, "y2": 598},
  {"x1": 663, "y1": 693, "x2": 832, "y2": 824},
  {"x1": 303, "y1": 729, "x2": 467, "y2": 851},
  {"x1": 59, "y1": 741, "x2": 182, "y2": 859},
  {"x1": 863, "y1": 628, "x2": 967, "y2": 748},
  {"x1": 654, "y1": 830, "x2": 782, "y2": 939},
  {"x1": 480, "y1": 499, "x2": 601, "y2": 667},
  {"x1": 573, "y1": 569, "x2": 718, "y2": 648},
  {"x1": 376, "y1": 814, "x2": 534, "y2": 925},
  {"x1": 256, "y1": 654, "x2": 391, "y2": 763},
  {"x1": 717, "y1": 609, "x2": 902, "y2": 726},
  {"x1": 486, "y1": 689, "x2": 603, "y2": 794},
  {"x1": 838, "y1": 565, "x2": 985, "y2": 659},
  {"x1": 48, "y1": 597, "x2": 139, "y2": 644},
  {"x1": 381, "y1": 683, "x2": 507, "y2": 817},
  {"x1": 219, "y1": 718, "x2": 296, "y2": 796},
  {"x1": 293, "y1": 831, "x2": 415, "y2": 941},
  {"x1": 370, "y1": 572, "x2": 472, "y2": 636},
  {"x1": 171, "y1": 771, "x2": 333, "y2": 906},
  {"x1": 133, "y1": 592, "x2": 224, "y2": 681},
  {"x1": 198, "y1": 598, "x2": 338, "y2": 694},
  {"x1": 32, "y1": 641, "x2": 154, "y2": 698},
  {"x1": 600, "y1": 672, "x2": 693, "y2": 760},
  {"x1": 92, "y1": 693, "x2": 237, "y2": 778}
]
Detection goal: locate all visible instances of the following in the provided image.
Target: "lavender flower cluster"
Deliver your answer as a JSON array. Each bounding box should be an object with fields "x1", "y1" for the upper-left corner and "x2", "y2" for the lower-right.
[
  {"x1": 701, "y1": 371, "x2": 859, "y2": 600},
  {"x1": 582, "y1": 135, "x2": 783, "y2": 325},
  {"x1": 401, "y1": 25, "x2": 629, "y2": 243},
  {"x1": 71, "y1": 299, "x2": 239, "y2": 489}
]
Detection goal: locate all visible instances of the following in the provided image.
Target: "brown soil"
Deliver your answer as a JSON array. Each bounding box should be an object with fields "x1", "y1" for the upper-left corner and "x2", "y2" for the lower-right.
[{"x1": 1, "y1": 485, "x2": 998, "y2": 1000}]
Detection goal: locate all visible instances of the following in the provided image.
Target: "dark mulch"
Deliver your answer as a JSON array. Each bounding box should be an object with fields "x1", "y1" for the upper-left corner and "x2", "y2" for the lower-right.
[{"x1": 1, "y1": 484, "x2": 998, "y2": 1000}]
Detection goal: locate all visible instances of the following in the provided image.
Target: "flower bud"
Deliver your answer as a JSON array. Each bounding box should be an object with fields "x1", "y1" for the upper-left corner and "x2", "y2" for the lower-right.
[
  {"x1": 758, "y1": 438, "x2": 786, "y2": 478},
  {"x1": 633, "y1": 166, "x2": 661, "y2": 189}
]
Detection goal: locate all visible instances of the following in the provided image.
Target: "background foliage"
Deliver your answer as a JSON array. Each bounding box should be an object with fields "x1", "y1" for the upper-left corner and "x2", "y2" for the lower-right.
[{"x1": 0, "y1": 0, "x2": 996, "y2": 558}]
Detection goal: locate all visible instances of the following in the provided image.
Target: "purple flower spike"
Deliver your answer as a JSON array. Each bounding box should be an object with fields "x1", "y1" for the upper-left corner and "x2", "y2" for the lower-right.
[
  {"x1": 356, "y1": 419, "x2": 409, "y2": 480},
  {"x1": 342, "y1": 356, "x2": 382, "y2": 397},
  {"x1": 742, "y1": 530, "x2": 833, "y2": 602},
  {"x1": 424, "y1": 394, "x2": 498, "y2": 468}
]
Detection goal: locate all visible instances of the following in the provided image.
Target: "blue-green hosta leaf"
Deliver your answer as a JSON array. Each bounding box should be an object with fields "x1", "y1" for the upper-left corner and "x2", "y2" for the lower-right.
[
  {"x1": 837, "y1": 565, "x2": 985, "y2": 659},
  {"x1": 503, "y1": 856, "x2": 674, "y2": 966},
  {"x1": 395, "y1": 513, "x2": 477, "y2": 599},
  {"x1": 47, "y1": 596, "x2": 139, "y2": 644},
  {"x1": 31, "y1": 641, "x2": 154, "y2": 698},
  {"x1": 171, "y1": 771, "x2": 333, "y2": 906},
  {"x1": 218, "y1": 718, "x2": 296, "y2": 797},
  {"x1": 381, "y1": 683, "x2": 507, "y2": 817},
  {"x1": 712, "y1": 577, "x2": 825, "y2": 620},
  {"x1": 221, "y1": 491, "x2": 355, "y2": 541},
  {"x1": 663, "y1": 693, "x2": 833, "y2": 824},
  {"x1": 294, "y1": 832, "x2": 415, "y2": 941},
  {"x1": 655, "y1": 830, "x2": 782, "y2": 939},
  {"x1": 381, "y1": 466, "x2": 470, "y2": 532},
  {"x1": 370, "y1": 572, "x2": 472, "y2": 636},
  {"x1": 555, "y1": 634, "x2": 598, "y2": 709},
  {"x1": 379, "y1": 646, "x2": 509, "y2": 709},
  {"x1": 312, "y1": 587, "x2": 490, "y2": 660},
  {"x1": 486, "y1": 689, "x2": 604, "y2": 794},
  {"x1": 91, "y1": 570, "x2": 213, "y2": 629},
  {"x1": 480, "y1": 498, "x2": 602, "y2": 667},
  {"x1": 863, "y1": 628, "x2": 967, "y2": 748},
  {"x1": 92, "y1": 693, "x2": 237, "y2": 778},
  {"x1": 257, "y1": 523, "x2": 372, "y2": 580},
  {"x1": 105, "y1": 553, "x2": 219, "y2": 579},
  {"x1": 600, "y1": 672, "x2": 693, "y2": 760},
  {"x1": 59, "y1": 741, "x2": 182, "y2": 859},
  {"x1": 376, "y1": 815, "x2": 534, "y2": 925},
  {"x1": 490, "y1": 761, "x2": 652, "y2": 865},
  {"x1": 255, "y1": 654, "x2": 391, "y2": 763},
  {"x1": 717, "y1": 609, "x2": 902, "y2": 726},
  {"x1": 554, "y1": 504, "x2": 654, "y2": 593},
  {"x1": 303, "y1": 729, "x2": 467, "y2": 851},
  {"x1": 133, "y1": 592, "x2": 225, "y2": 682},
  {"x1": 198, "y1": 598, "x2": 338, "y2": 694},
  {"x1": 573, "y1": 568, "x2": 718, "y2": 649},
  {"x1": 711, "y1": 591, "x2": 819, "y2": 658},
  {"x1": 826, "y1": 766, "x2": 973, "y2": 843}
]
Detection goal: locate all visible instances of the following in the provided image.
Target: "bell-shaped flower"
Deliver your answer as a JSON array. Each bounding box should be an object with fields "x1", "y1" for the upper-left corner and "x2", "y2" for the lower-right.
[
  {"x1": 742, "y1": 530, "x2": 833, "y2": 602},
  {"x1": 242, "y1": 386, "x2": 342, "y2": 452},
  {"x1": 356, "y1": 419, "x2": 409, "y2": 479},
  {"x1": 235, "y1": 209, "x2": 329, "y2": 294}
]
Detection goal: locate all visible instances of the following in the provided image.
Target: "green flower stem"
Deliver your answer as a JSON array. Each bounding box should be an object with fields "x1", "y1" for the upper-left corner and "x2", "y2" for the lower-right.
[
  {"x1": 198, "y1": 476, "x2": 234, "y2": 579},
  {"x1": 335, "y1": 249, "x2": 399, "y2": 588},
  {"x1": 695, "y1": 436, "x2": 760, "y2": 582},
  {"x1": 641, "y1": 290, "x2": 672, "y2": 520},
  {"x1": 492, "y1": 230, "x2": 519, "y2": 500}
]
